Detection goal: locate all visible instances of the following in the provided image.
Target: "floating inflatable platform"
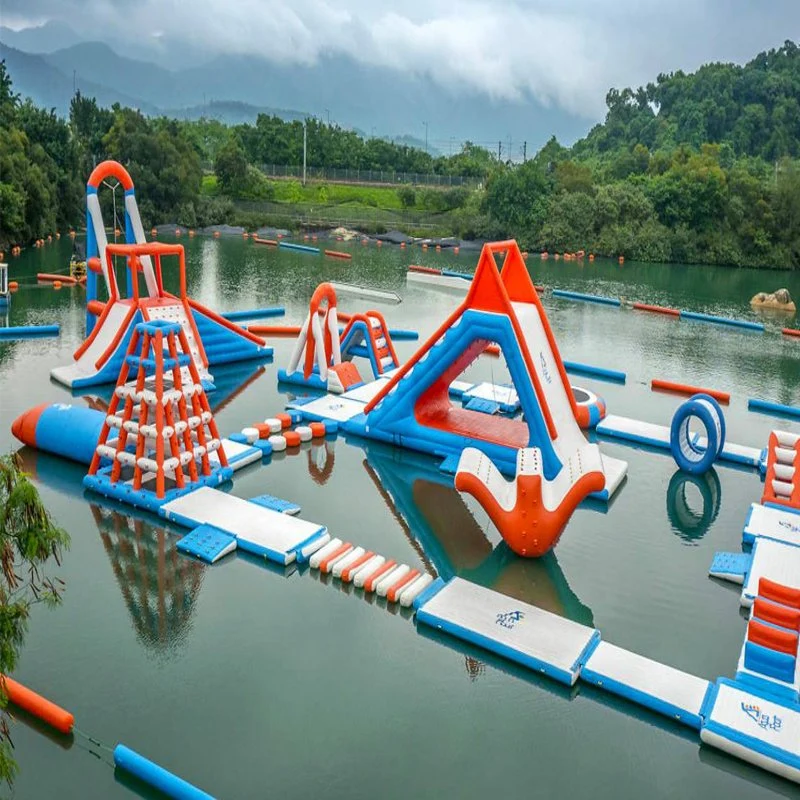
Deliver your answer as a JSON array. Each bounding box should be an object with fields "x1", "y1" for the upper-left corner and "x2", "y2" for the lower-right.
[
  {"x1": 581, "y1": 641, "x2": 712, "y2": 729},
  {"x1": 710, "y1": 538, "x2": 800, "y2": 607},
  {"x1": 701, "y1": 678, "x2": 800, "y2": 783},
  {"x1": 596, "y1": 414, "x2": 763, "y2": 469},
  {"x1": 415, "y1": 577, "x2": 600, "y2": 685},
  {"x1": 743, "y1": 503, "x2": 800, "y2": 547},
  {"x1": 161, "y1": 486, "x2": 329, "y2": 565}
]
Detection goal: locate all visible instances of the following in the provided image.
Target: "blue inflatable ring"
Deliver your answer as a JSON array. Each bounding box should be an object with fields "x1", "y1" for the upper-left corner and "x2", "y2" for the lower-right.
[{"x1": 670, "y1": 394, "x2": 726, "y2": 474}]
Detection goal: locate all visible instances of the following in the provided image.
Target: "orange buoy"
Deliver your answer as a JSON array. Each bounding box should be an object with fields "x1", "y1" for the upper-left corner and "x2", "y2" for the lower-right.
[
  {"x1": 253, "y1": 238, "x2": 278, "y2": 246},
  {"x1": 189, "y1": 229, "x2": 195, "y2": 237},
  {"x1": 284, "y1": 430, "x2": 301, "y2": 447},
  {"x1": 422, "y1": 243, "x2": 428, "y2": 251},
  {"x1": 303, "y1": 234, "x2": 309, "y2": 241},
  {"x1": 782, "y1": 327, "x2": 800, "y2": 338},
  {"x1": 9, "y1": 281, "x2": 18, "y2": 290},
  {"x1": 400, "y1": 242, "x2": 406, "y2": 248},
  {"x1": 453, "y1": 246, "x2": 459, "y2": 255},
  {"x1": 435, "y1": 245, "x2": 441, "y2": 252},
  {"x1": 255, "y1": 423, "x2": 272, "y2": 439},
  {"x1": 589, "y1": 254, "x2": 595, "y2": 262},
  {"x1": 114, "y1": 228, "x2": 121, "y2": 237},
  {"x1": 376, "y1": 240, "x2": 383, "y2": 247},
  {"x1": 2, "y1": 677, "x2": 74, "y2": 734},
  {"x1": 55, "y1": 232, "x2": 60, "y2": 240},
  {"x1": 175, "y1": 228, "x2": 182, "y2": 236},
  {"x1": 554, "y1": 253, "x2": 560, "y2": 261},
  {"x1": 309, "y1": 422, "x2": 326, "y2": 438},
  {"x1": 53, "y1": 281, "x2": 62, "y2": 289},
  {"x1": 619, "y1": 255, "x2": 625, "y2": 264},
  {"x1": 69, "y1": 230, "x2": 76, "y2": 238},
  {"x1": 213, "y1": 231, "x2": 220, "y2": 238},
  {"x1": 275, "y1": 413, "x2": 292, "y2": 430}
]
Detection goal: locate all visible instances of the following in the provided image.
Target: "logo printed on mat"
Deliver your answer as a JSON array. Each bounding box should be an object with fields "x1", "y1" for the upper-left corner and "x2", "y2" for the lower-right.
[
  {"x1": 540, "y1": 352, "x2": 551, "y2": 384},
  {"x1": 496, "y1": 610, "x2": 524, "y2": 629},
  {"x1": 741, "y1": 702, "x2": 782, "y2": 732}
]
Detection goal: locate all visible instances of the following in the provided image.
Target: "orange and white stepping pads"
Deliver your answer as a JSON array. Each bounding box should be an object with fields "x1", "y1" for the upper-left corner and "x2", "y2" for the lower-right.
[{"x1": 306, "y1": 543, "x2": 434, "y2": 608}]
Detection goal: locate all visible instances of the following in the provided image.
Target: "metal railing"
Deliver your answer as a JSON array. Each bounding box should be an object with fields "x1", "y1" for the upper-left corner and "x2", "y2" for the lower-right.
[{"x1": 255, "y1": 164, "x2": 481, "y2": 188}]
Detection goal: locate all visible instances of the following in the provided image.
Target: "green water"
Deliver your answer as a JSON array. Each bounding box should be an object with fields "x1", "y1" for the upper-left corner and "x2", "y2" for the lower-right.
[{"x1": 2, "y1": 238, "x2": 800, "y2": 799}]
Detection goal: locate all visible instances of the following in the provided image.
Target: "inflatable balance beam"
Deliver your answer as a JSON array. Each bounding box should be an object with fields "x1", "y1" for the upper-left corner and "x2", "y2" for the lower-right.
[{"x1": 0, "y1": 324, "x2": 60, "y2": 339}]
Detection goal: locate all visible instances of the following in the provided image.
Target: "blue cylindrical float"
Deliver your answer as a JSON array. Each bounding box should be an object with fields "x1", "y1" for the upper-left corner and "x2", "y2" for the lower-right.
[{"x1": 114, "y1": 744, "x2": 214, "y2": 800}]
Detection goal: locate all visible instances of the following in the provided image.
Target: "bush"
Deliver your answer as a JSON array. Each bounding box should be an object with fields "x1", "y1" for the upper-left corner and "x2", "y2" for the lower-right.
[{"x1": 397, "y1": 185, "x2": 416, "y2": 208}]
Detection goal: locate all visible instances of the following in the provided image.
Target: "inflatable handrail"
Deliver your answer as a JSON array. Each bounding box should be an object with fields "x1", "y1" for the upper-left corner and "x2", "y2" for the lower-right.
[
  {"x1": 87, "y1": 160, "x2": 134, "y2": 191},
  {"x1": 186, "y1": 298, "x2": 266, "y2": 348}
]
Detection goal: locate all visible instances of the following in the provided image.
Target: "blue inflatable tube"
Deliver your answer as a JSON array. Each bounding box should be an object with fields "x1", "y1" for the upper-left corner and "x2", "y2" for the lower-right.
[
  {"x1": 679, "y1": 310, "x2": 764, "y2": 331},
  {"x1": 563, "y1": 360, "x2": 626, "y2": 384},
  {"x1": 220, "y1": 307, "x2": 285, "y2": 322},
  {"x1": 0, "y1": 324, "x2": 60, "y2": 339},
  {"x1": 670, "y1": 394, "x2": 726, "y2": 474},
  {"x1": 114, "y1": 744, "x2": 214, "y2": 800},
  {"x1": 441, "y1": 269, "x2": 473, "y2": 281},
  {"x1": 386, "y1": 328, "x2": 419, "y2": 341},
  {"x1": 552, "y1": 290, "x2": 621, "y2": 307},
  {"x1": 278, "y1": 241, "x2": 320, "y2": 254},
  {"x1": 748, "y1": 398, "x2": 800, "y2": 419}
]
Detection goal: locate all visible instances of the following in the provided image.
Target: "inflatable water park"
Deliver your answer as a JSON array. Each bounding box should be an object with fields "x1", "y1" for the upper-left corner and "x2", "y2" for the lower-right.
[{"x1": 3, "y1": 160, "x2": 800, "y2": 796}]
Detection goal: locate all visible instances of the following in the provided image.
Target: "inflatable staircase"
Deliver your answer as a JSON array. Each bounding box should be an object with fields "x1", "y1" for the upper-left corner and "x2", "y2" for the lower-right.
[{"x1": 761, "y1": 430, "x2": 800, "y2": 509}]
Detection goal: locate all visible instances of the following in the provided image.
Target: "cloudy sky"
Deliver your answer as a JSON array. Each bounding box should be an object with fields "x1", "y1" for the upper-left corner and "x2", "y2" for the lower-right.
[{"x1": 4, "y1": 0, "x2": 799, "y2": 117}]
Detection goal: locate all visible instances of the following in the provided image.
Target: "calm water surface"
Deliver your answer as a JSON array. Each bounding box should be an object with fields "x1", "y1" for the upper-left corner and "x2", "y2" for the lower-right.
[{"x1": 1, "y1": 238, "x2": 799, "y2": 798}]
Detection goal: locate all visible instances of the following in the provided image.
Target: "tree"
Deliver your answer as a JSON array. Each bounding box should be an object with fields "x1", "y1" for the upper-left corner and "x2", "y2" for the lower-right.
[
  {"x1": 0, "y1": 454, "x2": 69, "y2": 785},
  {"x1": 214, "y1": 138, "x2": 248, "y2": 194}
]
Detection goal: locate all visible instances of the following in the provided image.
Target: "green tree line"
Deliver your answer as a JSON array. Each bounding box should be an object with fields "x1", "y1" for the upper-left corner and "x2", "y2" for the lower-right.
[{"x1": 1, "y1": 40, "x2": 799, "y2": 267}]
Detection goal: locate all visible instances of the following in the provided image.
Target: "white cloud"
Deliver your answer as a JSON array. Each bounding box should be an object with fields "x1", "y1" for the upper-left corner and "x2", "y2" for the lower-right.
[{"x1": 5, "y1": 0, "x2": 799, "y2": 119}]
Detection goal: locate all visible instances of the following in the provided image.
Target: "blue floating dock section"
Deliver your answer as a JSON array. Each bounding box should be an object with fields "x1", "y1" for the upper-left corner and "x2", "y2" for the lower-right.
[
  {"x1": 0, "y1": 323, "x2": 60, "y2": 339},
  {"x1": 581, "y1": 641, "x2": 712, "y2": 729},
  {"x1": 114, "y1": 744, "x2": 215, "y2": 800},
  {"x1": 176, "y1": 524, "x2": 237, "y2": 563},
  {"x1": 679, "y1": 310, "x2": 764, "y2": 332},
  {"x1": 552, "y1": 289, "x2": 621, "y2": 307},
  {"x1": 563, "y1": 360, "x2": 626, "y2": 384},
  {"x1": 220, "y1": 306, "x2": 285, "y2": 322},
  {"x1": 415, "y1": 577, "x2": 600, "y2": 686},
  {"x1": 700, "y1": 678, "x2": 800, "y2": 783},
  {"x1": 708, "y1": 552, "x2": 752, "y2": 582},
  {"x1": 249, "y1": 493, "x2": 301, "y2": 515},
  {"x1": 161, "y1": 486, "x2": 329, "y2": 565},
  {"x1": 278, "y1": 241, "x2": 320, "y2": 255},
  {"x1": 748, "y1": 398, "x2": 800, "y2": 420}
]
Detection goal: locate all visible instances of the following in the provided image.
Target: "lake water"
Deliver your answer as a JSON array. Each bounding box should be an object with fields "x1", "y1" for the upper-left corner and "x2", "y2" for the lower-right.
[{"x1": 1, "y1": 237, "x2": 799, "y2": 799}]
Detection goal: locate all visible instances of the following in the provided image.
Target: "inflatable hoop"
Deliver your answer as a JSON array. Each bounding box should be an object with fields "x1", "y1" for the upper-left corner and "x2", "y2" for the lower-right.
[{"x1": 669, "y1": 394, "x2": 726, "y2": 474}]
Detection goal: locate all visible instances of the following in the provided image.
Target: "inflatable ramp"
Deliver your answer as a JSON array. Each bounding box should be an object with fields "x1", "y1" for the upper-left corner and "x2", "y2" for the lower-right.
[
  {"x1": 161, "y1": 487, "x2": 329, "y2": 565},
  {"x1": 415, "y1": 577, "x2": 600, "y2": 685}
]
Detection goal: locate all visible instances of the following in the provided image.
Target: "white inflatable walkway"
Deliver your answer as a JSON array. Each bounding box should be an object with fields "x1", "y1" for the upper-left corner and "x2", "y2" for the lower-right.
[
  {"x1": 701, "y1": 678, "x2": 800, "y2": 783},
  {"x1": 743, "y1": 503, "x2": 800, "y2": 546},
  {"x1": 596, "y1": 415, "x2": 764, "y2": 469},
  {"x1": 415, "y1": 577, "x2": 600, "y2": 685},
  {"x1": 161, "y1": 486, "x2": 329, "y2": 565},
  {"x1": 581, "y1": 641, "x2": 712, "y2": 729}
]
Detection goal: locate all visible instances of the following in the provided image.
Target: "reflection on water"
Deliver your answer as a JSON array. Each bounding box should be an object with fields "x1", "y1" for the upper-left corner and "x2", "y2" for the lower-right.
[
  {"x1": 307, "y1": 440, "x2": 336, "y2": 485},
  {"x1": 90, "y1": 499, "x2": 205, "y2": 657},
  {"x1": 360, "y1": 440, "x2": 594, "y2": 627},
  {"x1": 666, "y1": 468, "x2": 722, "y2": 544}
]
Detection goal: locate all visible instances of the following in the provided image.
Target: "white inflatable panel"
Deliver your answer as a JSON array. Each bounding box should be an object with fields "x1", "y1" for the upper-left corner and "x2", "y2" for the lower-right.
[
  {"x1": 742, "y1": 538, "x2": 800, "y2": 607},
  {"x1": 331, "y1": 546, "x2": 366, "y2": 578},
  {"x1": 289, "y1": 395, "x2": 365, "y2": 423},
  {"x1": 407, "y1": 271, "x2": 470, "y2": 292},
  {"x1": 209, "y1": 439, "x2": 262, "y2": 472},
  {"x1": 597, "y1": 415, "x2": 762, "y2": 467},
  {"x1": 399, "y1": 574, "x2": 433, "y2": 607},
  {"x1": 342, "y1": 378, "x2": 391, "y2": 404},
  {"x1": 161, "y1": 487, "x2": 327, "y2": 565},
  {"x1": 599, "y1": 454, "x2": 628, "y2": 499},
  {"x1": 309, "y1": 538, "x2": 343, "y2": 569},
  {"x1": 416, "y1": 578, "x2": 599, "y2": 685},
  {"x1": 701, "y1": 680, "x2": 800, "y2": 784},
  {"x1": 581, "y1": 641, "x2": 711, "y2": 728},
  {"x1": 352, "y1": 555, "x2": 386, "y2": 588},
  {"x1": 744, "y1": 503, "x2": 800, "y2": 547},
  {"x1": 376, "y1": 564, "x2": 410, "y2": 597}
]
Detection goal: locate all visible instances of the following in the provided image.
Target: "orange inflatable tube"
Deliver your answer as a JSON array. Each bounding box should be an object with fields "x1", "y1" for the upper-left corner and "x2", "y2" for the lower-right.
[
  {"x1": 651, "y1": 379, "x2": 730, "y2": 404},
  {"x1": 247, "y1": 324, "x2": 302, "y2": 336},
  {"x1": 253, "y1": 238, "x2": 278, "y2": 246},
  {"x1": 2, "y1": 677, "x2": 74, "y2": 734},
  {"x1": 324, "y1": 250, "x2": 352, "y2": 260},
  {"x1": 632, "y1": 302, "x2": 680, "y2": 317},
  {"x1": 38, "y1": 273, "x2": 76, "y2": 285},
  {"x1": 782, "y1": 328, "x2": 800, "y2": 338},
  {"x1": 759, "y1": 577, "x2": 800, "y2": 609}
]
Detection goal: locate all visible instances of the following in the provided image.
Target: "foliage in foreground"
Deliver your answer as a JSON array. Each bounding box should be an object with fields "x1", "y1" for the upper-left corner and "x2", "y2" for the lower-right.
[{"x1": 0, "y1": 454, "x2": 69, "y2": 785}]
